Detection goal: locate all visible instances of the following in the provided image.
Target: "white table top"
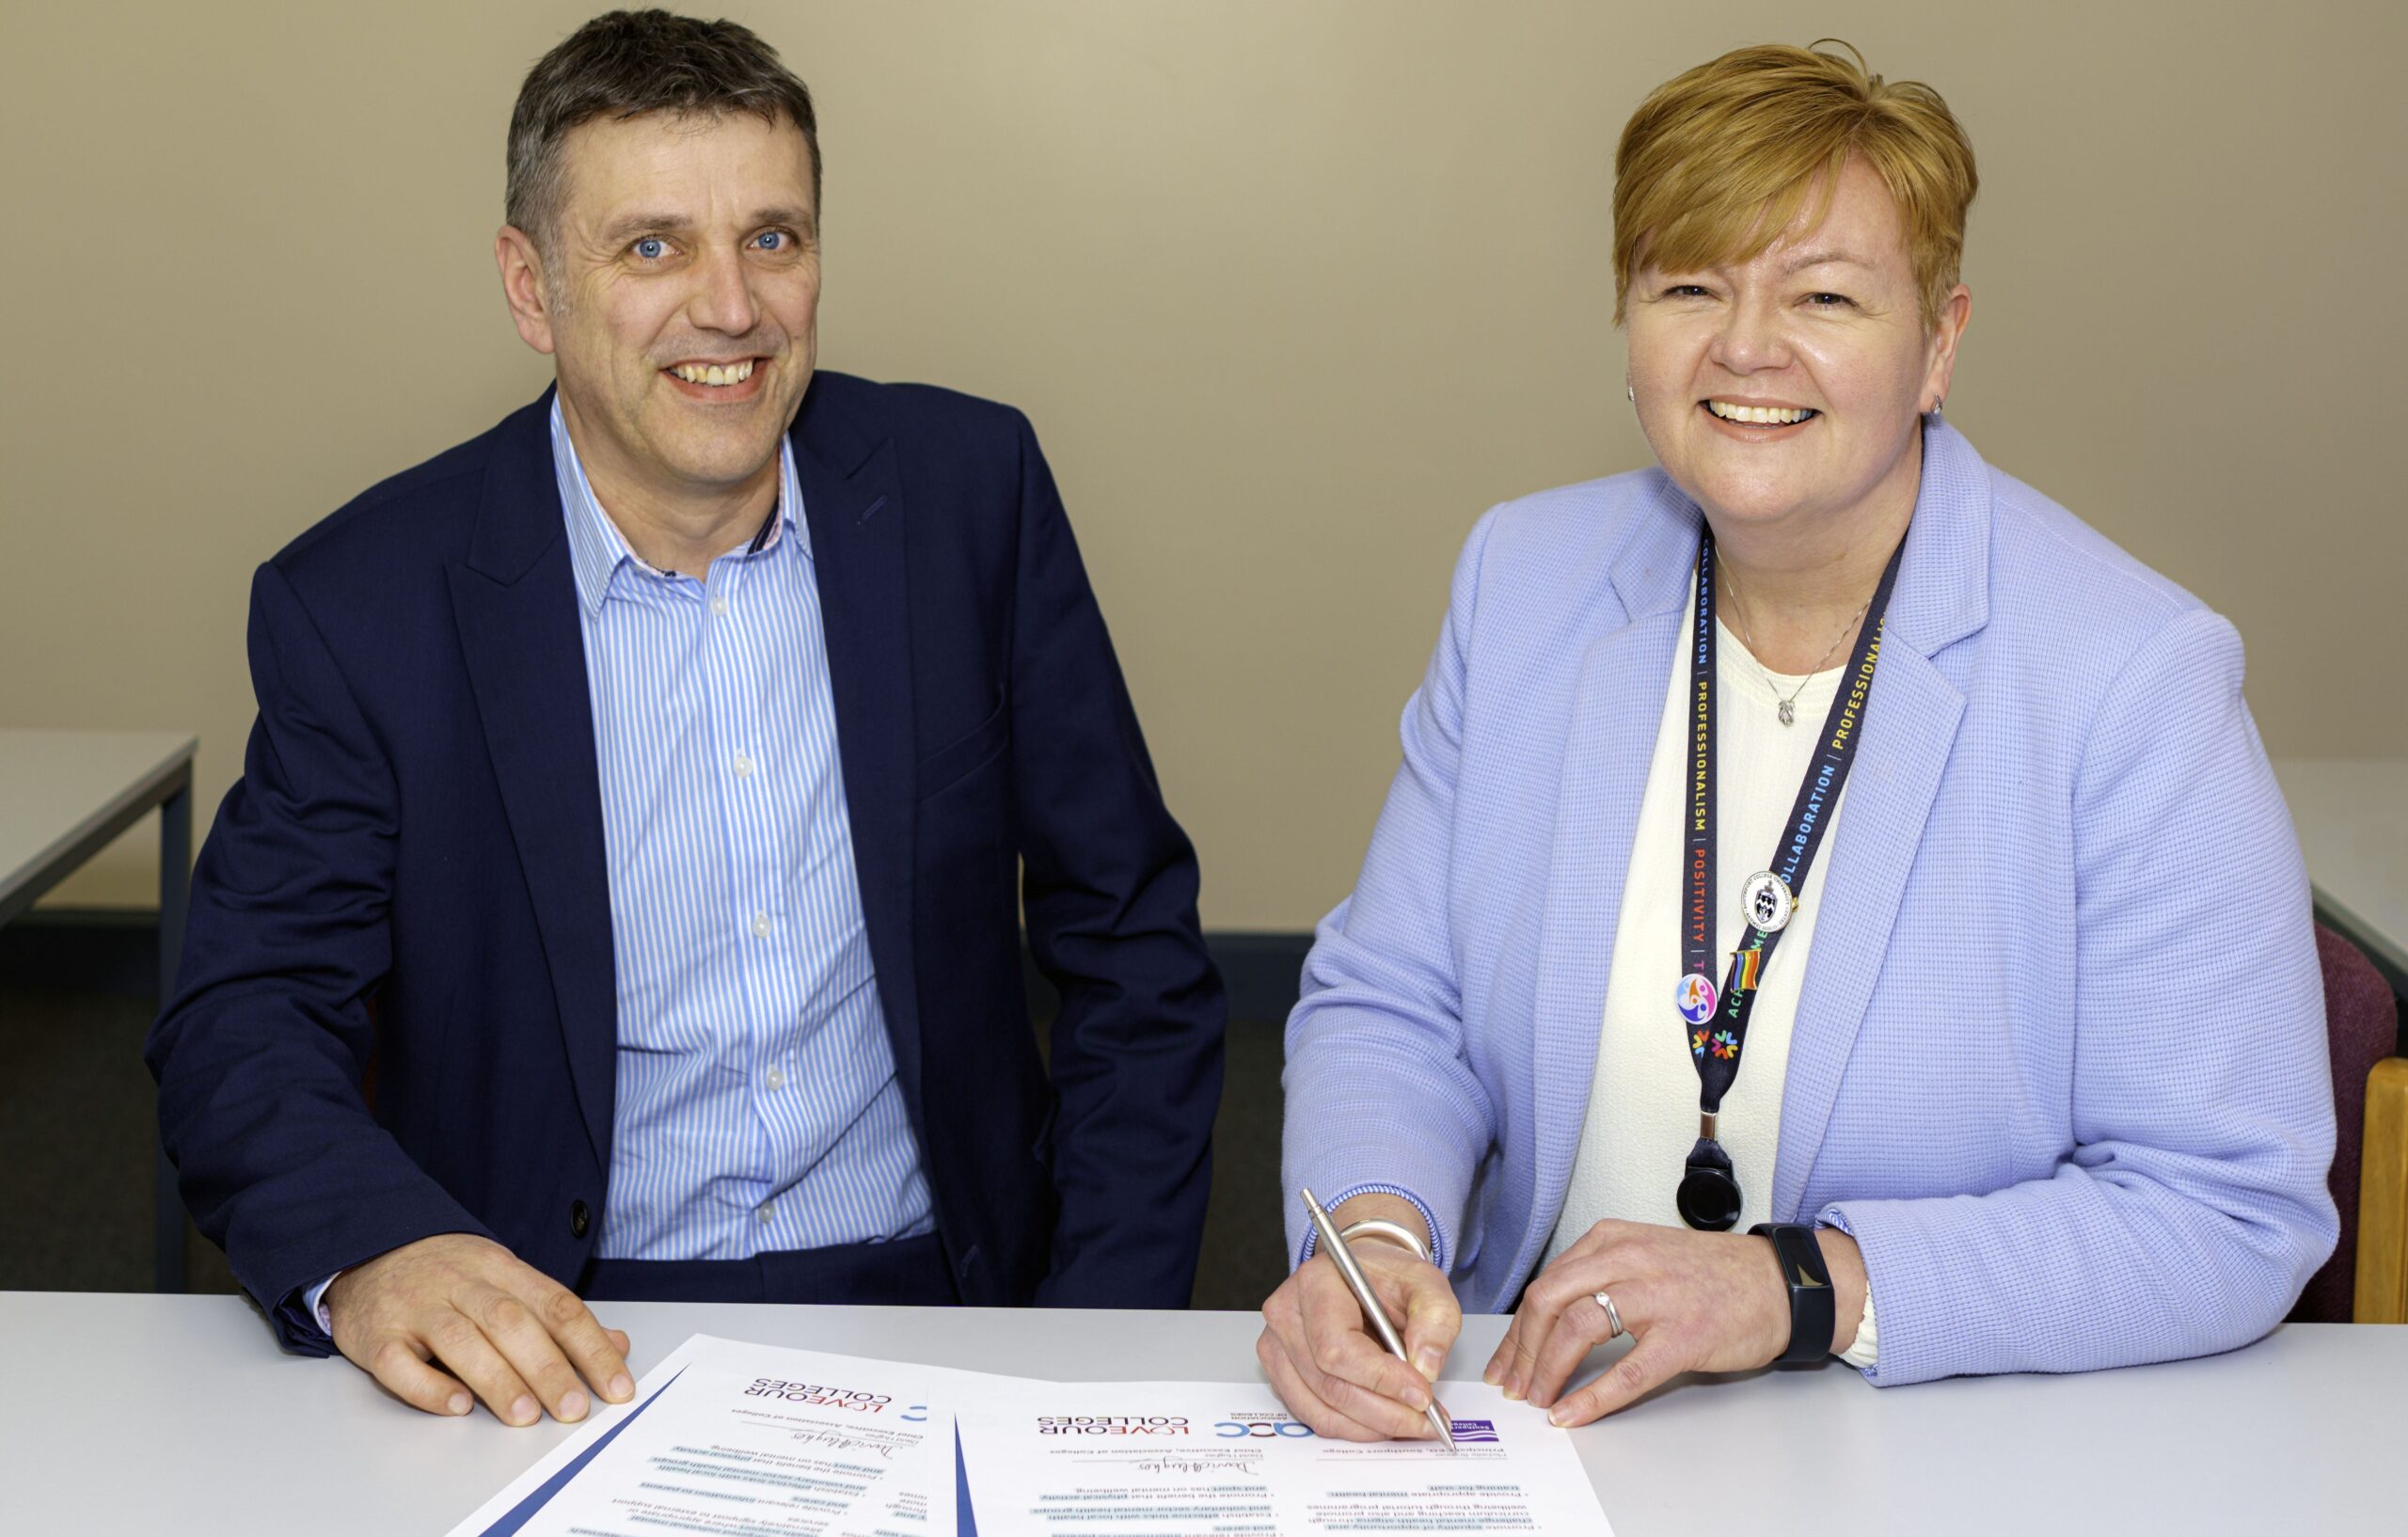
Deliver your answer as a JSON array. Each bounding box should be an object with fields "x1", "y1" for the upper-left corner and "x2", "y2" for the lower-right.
[
  {"x1": 1, "y1": 1294, "x2": 2396, "y2": 1535},
  {"x1": 2273, "y1": 756, "x2": 2408, "y2": 980},
  {"x1": 0, "y1": 727, "x2": 196, "y2": 921}
]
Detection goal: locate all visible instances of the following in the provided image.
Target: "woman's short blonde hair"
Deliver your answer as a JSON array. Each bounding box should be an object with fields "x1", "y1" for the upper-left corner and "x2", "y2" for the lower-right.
[{"x1": 1613, "y1": 41, "x2": 1977, "y2": 329}]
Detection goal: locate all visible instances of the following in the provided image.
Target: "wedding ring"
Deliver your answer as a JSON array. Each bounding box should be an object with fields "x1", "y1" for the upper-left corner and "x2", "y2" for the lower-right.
[{"x1": 1592, "y1": 1291, "x2": 1625, "y2": 1339}]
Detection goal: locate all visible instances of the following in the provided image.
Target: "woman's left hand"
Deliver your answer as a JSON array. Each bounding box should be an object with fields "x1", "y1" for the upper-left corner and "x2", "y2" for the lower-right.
[{"x1": 1484, "y1": 1219, "x2": 1863, "y2": 1425}]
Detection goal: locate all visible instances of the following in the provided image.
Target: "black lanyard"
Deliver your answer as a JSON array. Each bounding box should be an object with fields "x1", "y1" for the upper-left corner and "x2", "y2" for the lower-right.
[{"x1": 1672, "y1": 525, "x2": 1905, "y2": 1230}]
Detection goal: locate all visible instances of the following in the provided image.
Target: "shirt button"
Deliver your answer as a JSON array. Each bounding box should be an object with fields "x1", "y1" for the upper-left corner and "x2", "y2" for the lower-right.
[
  {"x1": 765, "y1": 1066, "x2": 785, "y2": 1090},
  {"x1": 733, "y1": 752, "x2": 754, "y2": 778},
  {"x1": 755, "y1": 1201, "x2": 774, "y2": 1225},
  {"x1": 751, "y1": 911, "x2": 770, "y2": 939},
  {"x1": 710, "y1": 594, "x2": 729, "y2": 616}
]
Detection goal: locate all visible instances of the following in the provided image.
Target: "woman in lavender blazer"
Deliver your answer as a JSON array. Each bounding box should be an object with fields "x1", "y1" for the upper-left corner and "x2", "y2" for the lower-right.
[{"x1": 1259, "y1": 43, "x2": 2336, "y2": 1433}]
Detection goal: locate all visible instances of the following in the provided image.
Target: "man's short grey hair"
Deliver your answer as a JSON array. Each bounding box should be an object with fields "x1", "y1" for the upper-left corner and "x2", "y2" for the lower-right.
[{"x1": 506, "y1": 9, "x2": 821, "y2": 252}]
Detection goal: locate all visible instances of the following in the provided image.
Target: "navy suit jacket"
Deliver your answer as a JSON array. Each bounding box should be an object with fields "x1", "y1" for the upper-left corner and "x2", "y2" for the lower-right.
[{"x1": 148, "y1": 374, "x2": 1227, "y2": 1350}]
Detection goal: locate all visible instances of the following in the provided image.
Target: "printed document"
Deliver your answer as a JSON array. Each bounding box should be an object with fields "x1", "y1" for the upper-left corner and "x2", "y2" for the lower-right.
[
  {"x1": 446, "y1": 1334, "x2": 1612, "y2": 1536},
  {"x1": 953, "y1": 1379, "x2": 1608, "y2": 1534},
  {"x1": 446, "y1": 1334, "x2": 956, "y2": 1537}
]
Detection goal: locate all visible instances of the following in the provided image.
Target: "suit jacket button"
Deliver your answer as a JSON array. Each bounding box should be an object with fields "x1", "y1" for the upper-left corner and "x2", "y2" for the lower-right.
[{"x1": 570, "y1": 1199, "x2": 592, "y2": 1239}]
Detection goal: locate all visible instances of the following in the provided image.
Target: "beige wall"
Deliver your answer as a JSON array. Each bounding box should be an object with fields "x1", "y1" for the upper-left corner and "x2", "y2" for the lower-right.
[{"x1": 6, "y1": 0, "x2": 2402, "y2": 929}]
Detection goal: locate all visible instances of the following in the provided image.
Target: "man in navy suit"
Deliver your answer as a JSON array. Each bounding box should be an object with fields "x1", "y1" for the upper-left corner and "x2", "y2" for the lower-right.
[{"x1": 146, "y1": 9, "x2": 1224, "y2": 1429}]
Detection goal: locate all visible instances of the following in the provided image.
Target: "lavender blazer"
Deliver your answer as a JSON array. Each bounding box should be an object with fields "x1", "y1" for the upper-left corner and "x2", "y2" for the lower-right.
[{"x1": 1282, "y1": 418, "x2": 2337, "y2": 1386}]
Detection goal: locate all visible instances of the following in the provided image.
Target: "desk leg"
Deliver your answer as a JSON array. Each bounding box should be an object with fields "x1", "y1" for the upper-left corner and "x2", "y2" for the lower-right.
[{"x1": 155, "y1": 774, "x2": 192, "y2": 1294}]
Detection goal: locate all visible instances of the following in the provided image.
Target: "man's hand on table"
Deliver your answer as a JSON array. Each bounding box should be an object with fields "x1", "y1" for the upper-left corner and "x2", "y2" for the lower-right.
[
  {"x1": 325, "y1": 1232, "x2": 636, "y2": 1426},
  {"x1": 1256, "y1": 1195, "x2": 1461, "y2": 1441}
]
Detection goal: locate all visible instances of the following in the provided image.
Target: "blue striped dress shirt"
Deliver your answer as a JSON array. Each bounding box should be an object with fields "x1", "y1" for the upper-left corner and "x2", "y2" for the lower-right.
[{"x1": 551, "y1": 400, "x2": 933, "y2": 1261}]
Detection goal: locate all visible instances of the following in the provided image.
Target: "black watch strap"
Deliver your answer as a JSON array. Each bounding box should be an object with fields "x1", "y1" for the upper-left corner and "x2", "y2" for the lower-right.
[{"x1": 1750, "y1": 1222, "x2": 1834, "y2": 1366}]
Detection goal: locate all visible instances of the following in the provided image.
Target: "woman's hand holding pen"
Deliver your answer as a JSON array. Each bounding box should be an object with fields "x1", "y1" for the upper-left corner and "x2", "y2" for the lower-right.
[{"x1": 1257, "y1": 1195, "x2": 1462, "y2": 1441}]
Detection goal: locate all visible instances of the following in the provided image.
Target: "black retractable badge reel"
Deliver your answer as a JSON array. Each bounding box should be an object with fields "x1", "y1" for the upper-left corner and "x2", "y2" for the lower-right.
[{"x1": 1671, "y1": 527, "x2": 1902, "y2": 1230}]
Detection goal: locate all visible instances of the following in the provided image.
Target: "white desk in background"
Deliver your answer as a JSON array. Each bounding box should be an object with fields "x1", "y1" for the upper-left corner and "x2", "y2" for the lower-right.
[
  {"x1": 2273, "y1": 756, "x2": 2408, "y2": 1001},
  {"x1": 1, "y1": 1294, "x2": 2396, "y2": 1536},
  {"x1": 0, "y1": 728, "x2": 198, "y2": 1291}
]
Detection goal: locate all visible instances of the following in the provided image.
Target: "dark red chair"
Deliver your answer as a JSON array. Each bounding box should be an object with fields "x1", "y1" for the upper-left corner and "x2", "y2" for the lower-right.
[{"x1": 2287, "y1": 924, "x2": 2402, "y2": 1323}]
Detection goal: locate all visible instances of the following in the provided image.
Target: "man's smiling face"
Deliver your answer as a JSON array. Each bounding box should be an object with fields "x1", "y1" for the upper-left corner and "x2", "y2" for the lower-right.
[{"x1": 522, "y1": 109, "x2": 819, "y2": 508}]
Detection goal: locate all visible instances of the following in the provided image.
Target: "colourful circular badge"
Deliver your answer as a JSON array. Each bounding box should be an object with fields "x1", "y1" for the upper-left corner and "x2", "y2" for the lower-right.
[
  {"x1": 1674, "y1": 972, "x2": 1719, "y2": 1024},
  {"x1": 1741, "y1": 870, "x2": 1797, "y2": 934}
]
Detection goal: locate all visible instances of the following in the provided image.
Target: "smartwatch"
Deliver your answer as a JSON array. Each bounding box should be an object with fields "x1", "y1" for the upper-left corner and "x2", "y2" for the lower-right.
[{"x1": 1749, "y1": 1222, "x2": 1834, "y2": 1366}]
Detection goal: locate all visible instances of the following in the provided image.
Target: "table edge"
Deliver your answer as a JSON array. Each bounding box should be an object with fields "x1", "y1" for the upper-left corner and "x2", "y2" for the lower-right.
[{"x1": 0, "y1": 735, "x2": 197, "y2": 926}]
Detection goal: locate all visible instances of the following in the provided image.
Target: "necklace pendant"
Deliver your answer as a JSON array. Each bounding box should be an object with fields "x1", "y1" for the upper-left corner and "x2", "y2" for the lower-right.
[{"x1": 1777, "y1": 699, "x2": 1796, "y2": 726}]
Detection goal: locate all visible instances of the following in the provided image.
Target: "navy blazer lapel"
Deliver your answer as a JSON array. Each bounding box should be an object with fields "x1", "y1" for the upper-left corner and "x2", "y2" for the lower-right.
[
  {"x1": 447, "y1": 391, "x2": 617, "y2": 1170},
  {"x1": 1773, "y1": 419, "x2": 1988, "y2": 1217},
  {"x1": 1513, "y1": 487, "x2": 1698, "y2": 1285},
  {"x1": 789, "y1": 400, "x2": 922, "y2": 1109}
]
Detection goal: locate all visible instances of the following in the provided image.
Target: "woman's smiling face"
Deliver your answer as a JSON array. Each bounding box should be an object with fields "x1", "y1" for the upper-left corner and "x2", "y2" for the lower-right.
[{"x1": 1626, "y1": 154, "x2": 1969, "y2": 540}]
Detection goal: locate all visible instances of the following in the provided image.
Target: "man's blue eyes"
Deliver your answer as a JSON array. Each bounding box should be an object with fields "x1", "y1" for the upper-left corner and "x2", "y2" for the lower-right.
[{"x1": 631, "y1": 232, "x2": 790, "y2": 259}]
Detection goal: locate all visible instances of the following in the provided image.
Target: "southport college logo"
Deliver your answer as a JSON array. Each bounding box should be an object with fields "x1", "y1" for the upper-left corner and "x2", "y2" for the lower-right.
[{"x1": 1450, "y1": 1419, "x2": 1499, "y2": 1444}]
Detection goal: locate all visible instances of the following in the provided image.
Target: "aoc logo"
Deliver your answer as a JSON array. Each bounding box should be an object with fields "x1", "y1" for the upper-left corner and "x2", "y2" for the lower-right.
[{"x1": 1214, "y1": 1419, "x2": 1316, "y2": 1439}]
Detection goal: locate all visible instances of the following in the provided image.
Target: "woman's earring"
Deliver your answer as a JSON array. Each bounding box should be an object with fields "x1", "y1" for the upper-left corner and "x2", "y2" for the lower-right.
[{"x1": 1626, "y1": 383, "x2": 1636, "y2": 404}]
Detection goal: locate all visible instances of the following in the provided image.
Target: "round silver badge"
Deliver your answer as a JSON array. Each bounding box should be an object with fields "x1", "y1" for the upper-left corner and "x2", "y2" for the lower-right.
[{"x1": 1741, "y1": 870, "x2": 1796, "y2": 934}]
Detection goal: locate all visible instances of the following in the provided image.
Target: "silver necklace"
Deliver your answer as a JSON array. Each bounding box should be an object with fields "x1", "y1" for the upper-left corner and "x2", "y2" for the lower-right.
[{"x1": 1719, "y1": 560, "x2": 1871, "y2": 726}]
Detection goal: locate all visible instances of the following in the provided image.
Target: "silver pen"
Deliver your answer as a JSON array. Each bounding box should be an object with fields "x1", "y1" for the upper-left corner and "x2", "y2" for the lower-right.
[{"x1": 1299, "y1": 1187, "x2": 1458, "y2": 1452}]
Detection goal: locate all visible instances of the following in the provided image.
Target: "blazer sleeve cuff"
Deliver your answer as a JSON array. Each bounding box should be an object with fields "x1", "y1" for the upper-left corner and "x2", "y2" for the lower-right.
[
  {"x1": 270, "y1": 1282, "x2": 340, "y2": 1357},
  {"x1": 1811, "y1": 1209, "x2": 1926, "y2": 1387}
]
